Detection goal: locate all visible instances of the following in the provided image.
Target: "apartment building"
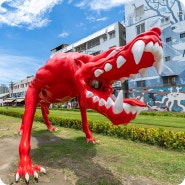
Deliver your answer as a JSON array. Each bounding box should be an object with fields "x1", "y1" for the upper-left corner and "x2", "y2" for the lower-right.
[
  {"x1": 124, "y1": 0, "x2": 185, "y2": 112},
  {"x1": 51, "y1": 21, "x2": 127, "y2": 94}
]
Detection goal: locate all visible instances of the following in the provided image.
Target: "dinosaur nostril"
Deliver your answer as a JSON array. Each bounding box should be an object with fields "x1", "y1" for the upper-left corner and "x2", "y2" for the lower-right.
[{"x1": 91, "y1": 80, "x2": 102, "y2": 89}]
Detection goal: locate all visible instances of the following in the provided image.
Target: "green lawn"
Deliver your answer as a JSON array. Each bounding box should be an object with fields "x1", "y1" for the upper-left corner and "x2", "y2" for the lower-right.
[{"x1": 0, "y1": 114, "x2": 184, "y2": 185}]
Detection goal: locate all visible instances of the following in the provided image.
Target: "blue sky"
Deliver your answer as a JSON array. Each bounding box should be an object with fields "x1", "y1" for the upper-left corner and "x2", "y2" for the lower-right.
[{"x1": 0, "y1": 0, "x2": 130, "y2": 86}]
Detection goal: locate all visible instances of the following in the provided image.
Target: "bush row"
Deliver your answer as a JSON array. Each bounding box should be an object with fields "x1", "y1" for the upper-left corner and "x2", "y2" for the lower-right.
[{"x1": 0, "y1": 109, "x2": 185, "y2": 151}]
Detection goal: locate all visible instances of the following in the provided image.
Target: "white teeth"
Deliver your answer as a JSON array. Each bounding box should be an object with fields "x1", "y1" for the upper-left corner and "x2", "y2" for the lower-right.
[
  {"x1": 104, "y1": 63, "x2": 112, "y2": 72},
  {"x1": 93, "y1": 96, "x2": 99, "y2": 103},
  {"x1": 99, "y1": 99, "x2": 106, "y2": 106},
  {"x1": 139, "y1": 68, "x2": 147, "y2": 77},
  {"x1": 106, "y1": 97, "x2": 114, "y2": 109},
  {"x1": 153, "y1": 59, "x2": 163, "y2": 74},
  {"x1": 145, "y1": 41, "x2": 153, "y2": 51},
  {"x1": 86, "y1": 91, "x2": 94, "y2": 98},
  {"x1": 86, "y1": 90, "x2": 143, "y2": 115},
  {"x1": 132, "y1": 40, "x2": 145, "y2": 65},
  {"x1": 123, "y1": 103, "x2": 131, "y2": 114},
  {"x1": 94, "y1": 69, "x2": 104, "y2": 77},
  {"x1": 113, "y1": 90, "x2": 123, "y2": 114},
  {"x1": 116, "y1": 56, "x2": 126, "y2": 68}
]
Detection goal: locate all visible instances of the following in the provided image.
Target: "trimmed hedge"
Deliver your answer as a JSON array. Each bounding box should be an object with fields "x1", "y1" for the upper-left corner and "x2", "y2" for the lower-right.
[{"x1": 0, "y1": 108, "x2": 185, "y2": 151}]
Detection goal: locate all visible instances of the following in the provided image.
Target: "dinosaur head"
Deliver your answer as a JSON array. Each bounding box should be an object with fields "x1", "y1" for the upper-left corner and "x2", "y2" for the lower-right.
[{"x1": 76, "y1": 27, "x2": 163, "y2": 125}]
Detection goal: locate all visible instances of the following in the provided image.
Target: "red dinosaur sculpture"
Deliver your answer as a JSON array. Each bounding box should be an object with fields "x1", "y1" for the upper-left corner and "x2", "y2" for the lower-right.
[{"x1": 15, "y1": 27, "x2": 163, "y2": 183}]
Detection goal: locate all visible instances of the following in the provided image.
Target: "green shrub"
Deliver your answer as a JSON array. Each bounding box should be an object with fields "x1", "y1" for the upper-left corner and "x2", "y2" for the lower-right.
[{"x1": 0, "y1": 108, "x2": 185, "y2": 151}]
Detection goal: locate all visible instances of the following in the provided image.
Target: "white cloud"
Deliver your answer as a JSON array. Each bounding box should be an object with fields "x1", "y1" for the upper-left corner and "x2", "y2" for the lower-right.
[
  {"x1": 76, "y1": 0, "x2": 131, "y2": 11},
  {"x1": 58, "y1": 31, "x2": 69, "y2": 38},
  {"x1": 86, "y1": 16, "x2": 107, "y2": 22},
  {"x1": 0, "y1": 52, "x2": 42, "y2": 85},
  {"x1": 0, "y1": 0, "x2": 63, "y2": 29}
]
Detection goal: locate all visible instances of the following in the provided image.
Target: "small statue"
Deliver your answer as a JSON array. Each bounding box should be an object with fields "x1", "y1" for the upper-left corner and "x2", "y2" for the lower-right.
[{"x1": 16, "y1": 27, "x2": 163, "y2": 183}]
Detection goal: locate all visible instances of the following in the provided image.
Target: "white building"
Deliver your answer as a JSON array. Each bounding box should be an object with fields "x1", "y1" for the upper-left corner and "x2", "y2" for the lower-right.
[{"x1": 51, "y1": 22, "x2": 126, "y2": 57}]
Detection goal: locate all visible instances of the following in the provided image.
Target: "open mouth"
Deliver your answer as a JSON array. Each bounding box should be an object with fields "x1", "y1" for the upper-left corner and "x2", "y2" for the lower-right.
[{"x1": 86, "y1": 90, "x2": 145, "y2": 115}]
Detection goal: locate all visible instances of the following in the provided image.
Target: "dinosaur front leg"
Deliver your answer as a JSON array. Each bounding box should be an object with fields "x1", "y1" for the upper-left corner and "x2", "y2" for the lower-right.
[
  {"x1": 16, "y1": 84, "x2": 46, "y2": 183},
  {"x1": 41, "y1": 102, "x2": 57, "y2": 131},
  {"x1": 78, "y1": 97, "x2": 98, "y2": 143}
]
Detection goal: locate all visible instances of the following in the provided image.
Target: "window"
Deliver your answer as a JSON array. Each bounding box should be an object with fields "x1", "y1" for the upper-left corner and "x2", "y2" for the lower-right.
[
  {"x1": 166, "y1": 37, "x2": 171, "y2": 42},
  {"x1": 136, "y1": 23, "x2": 145, "y2": 35},
  {"x1": 102, "y1": 35, "x2": 107, "y2": 42},
  {"x1": 137, "y1": 80, "x2": 146, "y2": 88},
  {"x1": 180, "y1": 32, "x2": 185, "y2": 38},
  {"x1": 87, "y1": 38, "x2": 100, "y2": 49},
  {"x1": 162, "y1": 76, "x2": 176, "y2": 86},
  {"x1": 109, "y1": 31, "x2": 115, "y2": 39},
  {"x1": 135, "y1": 5, "x2": 144, "y2": 18},
  {"x1": 161, "y1": 16, "x2": 170, "y2": 26},
  {"x1": 177, "y1": 10, "x2": 184, "y2": 16},
  {"x1": 165, "y1": 56, "x2": 171, "y2": 62}
]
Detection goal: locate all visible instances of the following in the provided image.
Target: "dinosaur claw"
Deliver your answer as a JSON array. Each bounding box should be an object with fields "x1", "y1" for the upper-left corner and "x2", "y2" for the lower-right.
[
  {"x1": 40, "y1": 167, "x2": 46, "y2": 174},
  {"x1": 15, "y1": 172, "x2": 19, "y2": 182},
  {"x1": 25, "y1": 173, "x2": 29, "y2": 184},
  {"x1": 34, "y1": 171, "x2": 39, "y2": 179}
]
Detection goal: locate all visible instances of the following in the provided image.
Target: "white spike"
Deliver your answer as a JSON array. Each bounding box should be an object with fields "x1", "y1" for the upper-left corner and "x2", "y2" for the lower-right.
[
  {"x1": 135, "y1": 106, "x2": 144, "y2": 115},
  {"x1": 99, "y1": 99, "x2": 106, "y2": 106},
  {"x1": 40, "y1": 167, "x2": 46, "y2": 174},
  {"x1": 113, "y1": 90, "x2": 123, "y2": 114},
  {"x1": 153, "y1": 59, "x2": 163, "y2": 74},
  {"x1": 139, "y1": 68, "x2": 147, "y2": 77},
  {"x1": 106, "y1": 49, "x2": 118, "y2": 58},
  {"x1": 15, "y1": 173, "x2": 19, "y2": 182},
  {"x1": 86, "y1": 91, "x2": 94, "y2": 98},
  {"x1": 93, "y1": 96, "x2": 99, "y2": 103},
  {"x1": 106, "y1": 97, "x2": 114, "y2": 109},
  {"x1": 104, "y1": 63, "x2": 112, "y2": 72},
  {"x1": 25, "y1": 173, "x2": 29, "y2": 182},
  {"x1": 144, "y1": 41, "x2": 154, "y2": 52},
  {"x1": 132, "y1": 40, "x2": 145, "y2": 64},
  {"x1": 123, "y1": 103, "x2": 131, "y2": 114},
  {"x1": 94, "y1": 69, "x2": 104, "y2": 77},
  {"x1": 116, "y1": 56, "x2": 126, "y2": 68}
]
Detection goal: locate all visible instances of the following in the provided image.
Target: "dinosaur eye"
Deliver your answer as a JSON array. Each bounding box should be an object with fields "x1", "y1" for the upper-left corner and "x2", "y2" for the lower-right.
[{"x1": 91, "y1": 80, "x2": 102, "y2": 89}]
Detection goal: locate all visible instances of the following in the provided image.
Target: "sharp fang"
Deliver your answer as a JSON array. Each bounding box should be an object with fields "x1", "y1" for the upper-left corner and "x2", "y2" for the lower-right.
[
  {"x1": 132, "y1": 40, "x2": 145, "y2": 65},
  {"x1": 94, "y1": 69, "x2": 104, "y2": 77},
  {"x1": 86, "y1": 91, "x2": 94, "y2": 98},
  {"x1": 93, "y1": 96, "x2": 100, "y2": 103},
  {"x1": 153, "y1": 59, "x2": 163, "y2": 74},
  {"x1": 123, "y1": 103, "x2": 131, "y2": 114},
  {"x1": 116, "y1": 56, "x2": 126, "y2": 68},
  {"x1": 113, "y1": 90, "x2": 123, "y2": 114},
  {"x1": 106, "y1": 97, "x2": 114, "y2": 109},
  {"x1": 139, "y1": 68, "x2": 147, "y2": 77},
  {"x1": 99, "y1": 99, "x2": 106, "y2": 106},
  {"x1": 145, "y1": 41, "x2": 153, "y2": 52},
  {"x1": 104, "y1": 63, "x2": 112, "y2": 72}
]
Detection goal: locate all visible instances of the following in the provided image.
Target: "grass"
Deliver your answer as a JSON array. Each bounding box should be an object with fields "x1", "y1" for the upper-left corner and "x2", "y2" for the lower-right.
[{"x1": 0, "y1": 114, "x2": 185, "y2": 185}]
